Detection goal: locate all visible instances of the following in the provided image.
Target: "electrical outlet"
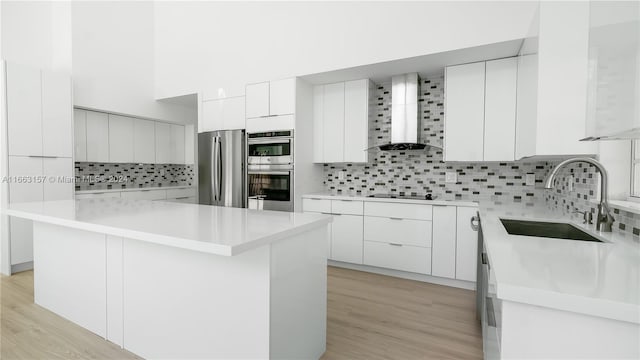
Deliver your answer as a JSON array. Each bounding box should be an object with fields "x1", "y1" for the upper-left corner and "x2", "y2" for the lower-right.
[
  {"x1": 445, "y1": 172, "x2": 457, "y2": 184},
  {"x1": 337, "y1": 171, "x2": 346, "y2": 181},
  {"x1": 525, "y1": 173, "x2": 536, "y2": 186}
]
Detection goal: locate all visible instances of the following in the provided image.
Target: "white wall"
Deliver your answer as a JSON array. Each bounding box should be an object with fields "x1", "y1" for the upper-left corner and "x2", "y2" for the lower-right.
[
  {"x1": 154, "y1": 1, "x2": 539, "y2": 100},
  {"x1": 72, "y1": 1, "x2": 195, "y2": 123}
]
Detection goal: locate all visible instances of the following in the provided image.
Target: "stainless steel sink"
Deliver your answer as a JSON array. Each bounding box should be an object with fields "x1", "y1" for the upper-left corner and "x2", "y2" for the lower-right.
[{"x1": 500, "y1": 219, "x2": 604, "y2": 243}]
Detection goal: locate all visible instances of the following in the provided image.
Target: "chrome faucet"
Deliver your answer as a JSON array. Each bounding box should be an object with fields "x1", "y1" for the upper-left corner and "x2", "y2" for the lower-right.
[{"x1": 543, "y1": 157, "x2": 615, "y2": 232}]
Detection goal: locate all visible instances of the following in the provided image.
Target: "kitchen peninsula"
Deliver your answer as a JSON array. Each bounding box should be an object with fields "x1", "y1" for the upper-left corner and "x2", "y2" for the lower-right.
[{"x1": 6, "y1": 198, "x2": 331, "y2": 359}]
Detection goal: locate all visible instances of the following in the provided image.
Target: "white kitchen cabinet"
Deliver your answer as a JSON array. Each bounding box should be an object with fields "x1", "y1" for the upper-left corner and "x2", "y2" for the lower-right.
[
  {"x1": 108, "y1": 115, "x2": 135, "y2": 163},
  {"x1": 302, "y1": 198, "x2": 331, "y2": 213},
  {"x1": 133, "y1": 119, "x2": 156, "y2": 164},
  {"x1": 269, "y1": 78, "x2": 296, "y2": 116},
  {"x1": 171, "y1": 124, "x2": 186, "y2": 164},
  {"x1": 8, "y1": 156, "x2": 44, "y2": 203},
  {"x1": 74, "y1": 109, "x2": 88, "y2": 162},
  {"x1": 484, "y1": 58, "x2": 518, "y2": 161},
  {"x1": 312, "y1": 86, "x2": 324, "y2": 163},
  {"x1": 86, "y1": 111, "x2": 110, "y2": 162},
  {"x1": 246, "y1": 114, "x2": 294, "y2": 133},
  {"x1": 201, "y1": 96, "x2": 246, "y2": 131},
  {"x1": 43, "y1": 158, "x2": 73, "y2": 201},
  {"x1": 456, "y1": 206, "x2": 478, "y2": 282},
  {"x1": 515, "y1": 54, "x2": 538, "y2": 160},
  {"x1": 10, "y1": 217, "x2": 33, "y2": 265},
  {"x1": 344, "y1": 80, "x2": 369, "y2": 163},
  {"x1": 155, "y1": 122, "x2": 171, "y2": 164},
  {"x1": 444, "y1": 62, "x2": 486, "y2": 162},
  {"x1": 364, "y1": 217, "x2": 432, "y2": 248},
  {"x1": 185, "y1": 125, "x2": 195, "y2": 165},
  {"x1": 331, "y1": 214, "x2": 363, "y2": 264},
  {"x1": 75, "y1": 192, "x2": 121, "y2": 200},
  {"x1": 431, "y1": 206, "x2": 457, "y2": 279},
  {"x1": 364, "y1": 241, "x2": 431, "y2": 275},
  {"x1": 120, "y1": 189, "x2": 167, "y2": 201},
  {"x1": 322, "y1": 82, "x2": 345, "y2": 162},
  {"x1": 6, "y1": 62, "x2": 43, "y2": 157},
  {"x1": 246, "y1": 82, "x2": 270, "y2": 118},
  {"x1": 41, "y1": 70, "x2": 73, "y2": 157}
]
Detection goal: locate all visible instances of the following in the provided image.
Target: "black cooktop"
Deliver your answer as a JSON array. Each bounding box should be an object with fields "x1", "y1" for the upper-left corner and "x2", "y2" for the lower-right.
[{"x1": 368, "y1": 194, "x2": 435, "y2": 201}]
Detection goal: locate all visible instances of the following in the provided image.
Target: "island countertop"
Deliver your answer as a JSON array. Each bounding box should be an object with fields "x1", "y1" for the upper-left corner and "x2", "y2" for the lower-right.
[{"x1": 5, "y1": 199, "x2": 332, "y2": 256}]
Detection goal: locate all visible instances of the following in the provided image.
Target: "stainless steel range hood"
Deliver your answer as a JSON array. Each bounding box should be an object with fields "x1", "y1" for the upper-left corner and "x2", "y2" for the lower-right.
[{"x1": 376, "y1": 73, "x2": 442, "y2": 151}]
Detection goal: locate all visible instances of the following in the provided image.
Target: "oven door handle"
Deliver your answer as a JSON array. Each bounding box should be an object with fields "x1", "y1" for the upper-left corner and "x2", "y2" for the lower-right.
[
  {"x1": 248, "y1": 137, "x2": 292, "y2": 144},
  {"x1": 248, "y1": 171, "x2": 291, "y2": 176}
]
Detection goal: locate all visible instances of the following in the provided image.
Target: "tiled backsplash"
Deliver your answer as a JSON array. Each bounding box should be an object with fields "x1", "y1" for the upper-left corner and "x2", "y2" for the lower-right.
[
  {"x1": 75, "y1": 162, "x2": 195, "y2": 191},
  {"x1": 324, "y1": 74, "x2": 554, "y2": 205},
  {"x1": 323, "y1": 73, "x2": 640, "y2": 238}
]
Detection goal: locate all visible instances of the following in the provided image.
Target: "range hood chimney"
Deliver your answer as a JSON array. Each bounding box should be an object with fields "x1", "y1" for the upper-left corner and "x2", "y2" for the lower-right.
[{"x1": 376, "y1": 73, "x2": 442, "y2": 151}]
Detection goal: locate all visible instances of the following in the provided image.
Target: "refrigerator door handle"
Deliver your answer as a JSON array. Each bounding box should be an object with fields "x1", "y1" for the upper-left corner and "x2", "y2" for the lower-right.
[
  {"x1": 217, "y1": 135, "x2": 223, "y2": 203},
  {"x1": 212, "y1": 136, "x2": 220, "y2": 202}
]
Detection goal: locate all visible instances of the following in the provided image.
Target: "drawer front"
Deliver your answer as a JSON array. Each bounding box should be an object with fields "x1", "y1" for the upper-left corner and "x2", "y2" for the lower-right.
[
  {"x1": 76, "y1": 192, "x2": 121, "y2": 199},
  {"x1": 166, "y1": 187, "x2": 196, "y2": 199},
  {"x1": 121, "y1": 189, "x2": 167, "y2": 201},
  {"x1": 166, "y1": 196, "x2": 197, "y2": 204},
  {"x1": 364, "y1": 202, "x2": 432, "y2": 220},
  {"x1": 331, "y1": 199, "x2": 363, "y2": 215},
  {"x1": 302, "y1": 198, "x2": 331, "y2": 213},
  {"x1": 364, "y1": 216, "x2": 432, "y2": 247},
  {"x1": 331, "y1": 214, "x2": 363, "y2": 264},
  {"x1": 364, "y1": 241, "x2": 431, "y2": 275}
]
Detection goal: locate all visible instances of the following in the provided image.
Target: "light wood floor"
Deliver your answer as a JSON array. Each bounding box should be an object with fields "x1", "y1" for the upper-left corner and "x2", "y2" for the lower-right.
[{"x1": 1, "y1": 267, "x2": 482, "y2": 359}]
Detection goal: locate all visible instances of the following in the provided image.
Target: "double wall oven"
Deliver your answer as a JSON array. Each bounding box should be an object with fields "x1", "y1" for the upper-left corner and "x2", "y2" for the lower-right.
[{"x1": 247, "y1": 130, "x2": 294, "y2": 212}]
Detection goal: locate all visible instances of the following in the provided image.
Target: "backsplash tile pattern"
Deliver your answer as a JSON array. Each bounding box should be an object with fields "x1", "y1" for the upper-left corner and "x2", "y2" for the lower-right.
[
  {"x1": 324, "y1": 74, "x2": 554, "y2": 206},
  {"x1": 323, "y1": 73, "x2": 640, "y2": 238},
  {"x1": 75, "y1": 162, "x2": 194, "y2": 191}
]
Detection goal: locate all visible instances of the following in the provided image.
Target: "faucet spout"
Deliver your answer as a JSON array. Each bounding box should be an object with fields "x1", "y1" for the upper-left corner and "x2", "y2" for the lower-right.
[{"x1": 543, "y1": 157, "x2": 614, "y2": 232}]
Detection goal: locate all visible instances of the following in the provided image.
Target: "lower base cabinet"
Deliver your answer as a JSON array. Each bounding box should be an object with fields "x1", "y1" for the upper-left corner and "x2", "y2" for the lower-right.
[
  {"x1": 331, "y1": 214, "x2": 363, "y2": 264},
  {"x1": 363, "y1": 241, "x2": 431, "y2": 275}
]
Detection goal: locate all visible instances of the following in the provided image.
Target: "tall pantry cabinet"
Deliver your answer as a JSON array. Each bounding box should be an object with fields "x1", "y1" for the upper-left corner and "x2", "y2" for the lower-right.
[{"x1": 2, "y1": 62, "x2": 74, "y2": 272}]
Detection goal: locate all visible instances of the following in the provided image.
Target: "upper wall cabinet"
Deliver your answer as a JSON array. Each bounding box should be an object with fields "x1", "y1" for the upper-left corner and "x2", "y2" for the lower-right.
[
  {"x1": 134, "y1": 119, "x2": 156, "y2": 164},
  {"x1": 584, "y1": 1, "x2": 640, "y2": 139},
  {"x1": 246, "y1": 78, "x2": 295, "y2": 119},
  {"x1": 85, "y1": 111, "x2": 110, "y2": 162},
  {"x1": 313, "y1": 79, "x2": 371, "y2": 163},
  {"x1": 515, "y1": 2, "x2": 597, "y2": 158},
  {"x1": 444, "y1": 58, "x2": 517, "y2": 162},
  {"x1": 108, "y1": 115, "x2": 135, "y2": 163},
  {"x1": 74, "y1": 109, "x2": 87, "y2": 162},
  {"x1": 155, "y1": 122, "x2": 171, "y2": 164},
  {"x1": 6, "y1": 63, "x2": 73, "y2": 158},
  {"x1": 201, "y1": 96, "x2": 245, "y2": 132}
]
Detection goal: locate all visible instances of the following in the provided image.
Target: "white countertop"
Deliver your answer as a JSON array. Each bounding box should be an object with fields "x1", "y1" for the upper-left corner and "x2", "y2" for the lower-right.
[
  {"x1": 76, "y1": 185, "x2": 194, "y2": 195},
  {"x1": 5, "y1": 199, "x2": 331, "y2": 256},
  {"x1": 480, "y1": 201, "x2": 640, "y2": 324},
  {"x1": 302, "y1": 192, "x2": 478, "y2": 207}
]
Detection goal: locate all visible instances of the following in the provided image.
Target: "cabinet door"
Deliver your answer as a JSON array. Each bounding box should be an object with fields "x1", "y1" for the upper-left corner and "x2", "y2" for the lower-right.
[
  {"x1": 74, "y1": 109, "x2": 87, "y2": 162},
  {"x1": 155, "y1": 123, "x2": 171, "y2": 164},
  {"x1": 7, "y1": 62, "x2": 42, "y2": 156},
  {"x1": 323, "y1": 82, "x2": 345, "y2": 162},
  {"x1": 108, "y1": 115, "x2": 135, "y2": 163},
  {"x1": 10, "y1": 217, "x2": 33, "y2": 265},
  {"x1": 331, "y1": 214, "x2": 363, "y2": 264},
  {"x1": 171, "y1": 125, "x2": 185, "y2": 165},
  {"x1": 133, "y1": 119, "x2": 156, "y2": 164},
  {"x1": 484, "y1": 58, "x2": 517, "y2": 161},
  {"x1": 312, "y1": 85, "x2": 324, "y2": 163},
  {"x1": 456, "y1": 207, "x2": 478, "y2": 282},
  {"x1": 86, "y1": 111, "x2": 110, "y2": 162},
  {"x1": 431, "y1": 206, "x2": 457, "y2": 279},
  {"x1": 202, "y1": 98, "x2": 224, "y2": 131},
  {"x1": 43, "y1": 157, "x2": 73, "y2": 201},
  {"x1": 184, "y1": 124, "x2": 195, "y2": 165},
  {"x1": 515, "y1": 54, "x2": 538, "y2": 160},
  {"x1": 8, "y1": 156, "x2": 43, "y2": 203},
  {"x1": 224, "y1": 96, "x2": 246, "y2": 129},
  {"x1": 444, "y1": 62, "x2": 485, "y2": 161},
  {"x1": 344, "y1": 79, "x2": 369, "y2": 163},
  {"x1": 42, "y1": 70, "x2": 73, "y2": 157},
  {"x1": 269, "y1": 78, "x2": 295, "y2": 116},
  {"x1": 245, "y1": 82, "x2": 270, "y2": 118}
]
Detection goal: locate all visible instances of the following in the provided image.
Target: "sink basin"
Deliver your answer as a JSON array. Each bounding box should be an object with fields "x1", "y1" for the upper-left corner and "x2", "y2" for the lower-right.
[{"x1": 500, "y1": 219, "x2": 603, "y2": 242}]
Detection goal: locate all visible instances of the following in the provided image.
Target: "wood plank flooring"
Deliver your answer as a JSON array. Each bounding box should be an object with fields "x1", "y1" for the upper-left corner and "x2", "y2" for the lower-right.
[{"x1": 1, "y1": 267, "x2": 482, "y2": 359}]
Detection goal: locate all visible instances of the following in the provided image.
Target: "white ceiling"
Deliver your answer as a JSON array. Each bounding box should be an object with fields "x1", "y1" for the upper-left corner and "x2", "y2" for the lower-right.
[{"x1": 300, "y1": 39, "x2": 524, "y2": 85}]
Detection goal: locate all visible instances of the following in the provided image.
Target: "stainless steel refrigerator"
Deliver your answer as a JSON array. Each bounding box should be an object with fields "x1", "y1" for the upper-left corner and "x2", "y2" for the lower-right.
[{"x1": 198, "y1": 130, "x2": 246, "y2": 207}]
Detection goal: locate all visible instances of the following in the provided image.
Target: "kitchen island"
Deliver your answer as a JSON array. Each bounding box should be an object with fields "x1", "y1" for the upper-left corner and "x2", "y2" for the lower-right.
[{"x1": 6, "y1": 199, "x2": 331, "y2": 359}]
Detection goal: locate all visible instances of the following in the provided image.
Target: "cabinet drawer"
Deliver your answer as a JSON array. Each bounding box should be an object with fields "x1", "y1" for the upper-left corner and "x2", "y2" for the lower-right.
[
  {"x1": 76, "y1": 192, "x2": 121, "y2": 199},
  {"x1": 302, "y1": 198, "x2": 331, "y2": 213},
  {"x1": 166, "y1": 188, "x2": 196, "y2": 199},
  {"x1": 364, "y1": 202, "x2": 432, "y2": 220},
  {"x1": 166, "y1": 196, "x2": 197, "y2": 204},
  {"x1": 120, "y1": 189, "x2": 166, "y2": 201},
  {"x1": 331, "y1": 200, "x2": 363, "y2": 215},
  {"x1": 364, "y1": 216, "x2": 432, "y2": 247},
  {"x1": 363, "y1": 241, "x2": 431, "y2": 275}
]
